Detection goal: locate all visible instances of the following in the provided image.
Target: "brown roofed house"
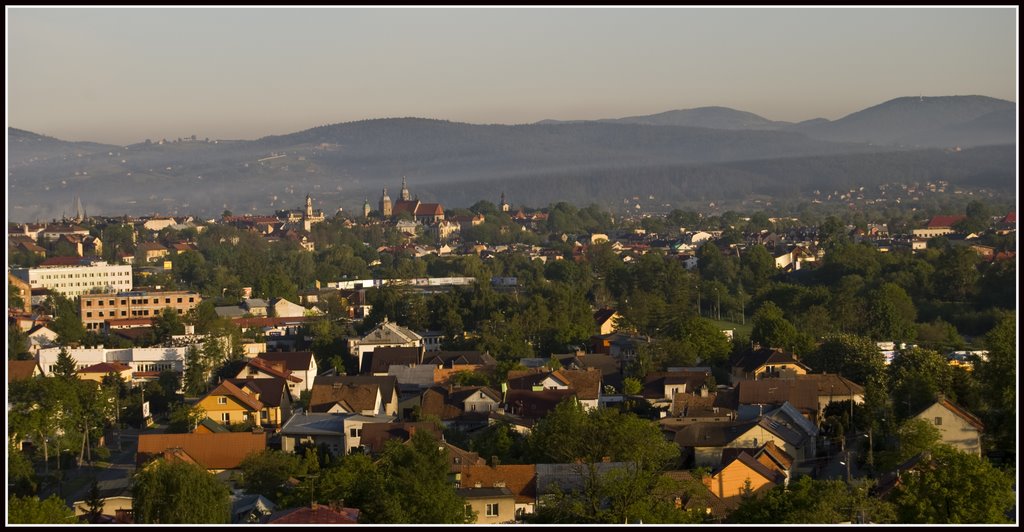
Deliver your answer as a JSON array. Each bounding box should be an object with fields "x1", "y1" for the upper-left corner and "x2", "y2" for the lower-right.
[
  {"x1": 8, "y1": 359, "x2": 42, "y2": 382},
  {"x1": 460, "y1": 464, "x2": 538, "y2": 514},
  {"x1": 137, "y1": 432, "x2": 266, "y2": 472},
  {"x1": 357, "y1": 422, "x2": 442, "y2": 455},
  {"x1": 308, "y1": 381, "x2": 382, "y2": 416}
]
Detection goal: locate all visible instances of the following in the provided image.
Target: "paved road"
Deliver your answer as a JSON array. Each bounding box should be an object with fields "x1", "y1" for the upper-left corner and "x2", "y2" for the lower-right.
[{"x1": 36, "y1": 427, "x2": 140, "y2": 508}]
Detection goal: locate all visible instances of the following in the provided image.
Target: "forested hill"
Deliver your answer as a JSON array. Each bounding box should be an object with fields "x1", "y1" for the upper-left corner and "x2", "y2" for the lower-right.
[
  {"x1": 424, "y1": 144, "x2": 1017, "y2": 211},
  {"x1": 7, "y1": 95, "x2": 1015, "y2": 220}
]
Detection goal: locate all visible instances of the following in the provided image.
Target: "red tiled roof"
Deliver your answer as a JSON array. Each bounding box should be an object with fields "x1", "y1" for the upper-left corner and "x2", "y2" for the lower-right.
[
  {"x1": 245, "y1": 357, "x2": 302, "y2": 383},
  {"x1": 414, "y1": 203, "x2": 444, "y2": 216},
  {"x1": 39, "y1": 256, "x2": 85, "y2": 267},
  {"x1": 927, "y1": 215, "x2": 967, "y2": 229},
  {"x1": 79, "y1": 362, "x2": 132, "y2": 374},
  {"x1": 265, "y1": 505, "x2": 359, "y2": 524}
]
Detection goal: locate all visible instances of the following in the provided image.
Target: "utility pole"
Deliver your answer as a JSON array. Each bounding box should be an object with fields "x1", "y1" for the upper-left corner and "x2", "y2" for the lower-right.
[
  {"x1": 867, "y1": 427, "x2": 874, "y2": 471},
  {"x1": 845, "y1": 450, "x2": 852, "y2": 483}
]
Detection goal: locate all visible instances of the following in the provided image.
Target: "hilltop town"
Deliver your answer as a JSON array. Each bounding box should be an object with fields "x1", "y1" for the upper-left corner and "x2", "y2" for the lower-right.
[{"x1": 7, "y1": 181, "x2": 1017, "y2": 525}]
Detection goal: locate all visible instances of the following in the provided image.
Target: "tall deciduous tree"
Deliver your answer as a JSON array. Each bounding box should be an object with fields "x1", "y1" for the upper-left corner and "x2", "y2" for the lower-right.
[
  {"x1": 727, "y1": 476, "x2": 895, "y2": 524},
  {"x1": 750, "y1": 302, "x2": 798, "y2": 351},
  {"x1": 892, "y1": 446, "x2": 1014, "y2": 524},
  {"x1": 133, "y1": 459, "x2": 231, "y2": 523},
  {"x1": 7, "y1": 495, "x2": 78, "y2": 524},
  {"x1": 152, "y1": 306, "x2": 186, "y2": 344},
  {"x1": 365, "y1": 431, "x2": 472, "y2": 523},
  {"x1": 807, "y1": 335, "x2": 887, "y2": 387},
  {"x1": 888, "y1": 347, "x2": 953, "y2": 419},
  {"x1": 976, "y1": 317, "x2": 1016, "y2": 453}
]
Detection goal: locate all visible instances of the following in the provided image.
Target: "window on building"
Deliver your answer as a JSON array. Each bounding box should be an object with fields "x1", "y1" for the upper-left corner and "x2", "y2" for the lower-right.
[
  {"x1": 221, "y1": 413, "x2": 230, "y2": 423},
  {"x1": 934, "y1": 417, "x2": 943, "y2": 426},
  {"x1": 261, "y1": 410, "x2": 268, "y2": 420},
  {"x1": 349, "y1": 427, "x2": 361, "y2": 438},
  {"x1": 243, "y1": 412, "x2": 250, "y2": 421},
  {"x1": 86, "y1": 300, "x2": 92, "y2": 307},
  {"x1": 465, "y1": 505, "x2": 474, "y2": 519},
  {"x1": 486, "y1": 503, "x2": 499, "y2": 517},
  {"x1": 218, "y1": 397, "x2": 227, "y2": 405}
]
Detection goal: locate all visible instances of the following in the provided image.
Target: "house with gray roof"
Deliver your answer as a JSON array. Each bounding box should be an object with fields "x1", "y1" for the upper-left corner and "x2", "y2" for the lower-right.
[{"x1": 347, "y1": 318, "x2": 423, "y2": 374}]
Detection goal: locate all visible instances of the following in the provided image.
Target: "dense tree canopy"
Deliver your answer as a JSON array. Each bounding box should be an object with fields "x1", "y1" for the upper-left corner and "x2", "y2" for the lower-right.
[{"x1": 132, "y1": 459, "x2": 231, "y2": 524}]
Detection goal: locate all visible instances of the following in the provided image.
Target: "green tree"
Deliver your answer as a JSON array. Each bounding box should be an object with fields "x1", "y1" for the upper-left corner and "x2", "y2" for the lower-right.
[
  {"x1": 8, "y1": 443, "x2": 38, "y2": 497},
  {"x1": 932, "y1": 247, "x2": 980, "y2": 302},
  {"x1": 889, "y1": 347, "x2": 954, "y2": 419},
  {"x1": 239, "y1": 449, "x2": 305, "y2": 498},
  {"x1": 166, "y1": 403, "x2": 206, "y2": 433},
  {"x1": 84, "y1": 478, "x2": 105, "y2": 523},
  {"x1": 7, "y1": 495, "x2": 78, "y2": 524},
  {"x1": 750, "y1": 302, "x2": 798, "y2": 351},
  {"x1": 865, "y1": 283, "x2": 917, "y2": 343},
  {"x1": 877, "y1": 418, "x2": 941, "y2": 471},
  {"x1": 9, "y1": 323, "x2": 31, "y2": 360},
  {"x1": 48, "y1": 293, "x2": 86, "y2": 345},
  {"x1": 806, "y1": 335, "x2": 887, "y2": 387},
  {"x1": 975, "y1": 317, "x2": 1016, "y2": 452},
  {"x1": 152, "y1": 306, "x2": 186, "y2": 344},
  {"x1": 53, "y1": 346, "x2": 79, "y2": 380},
  {"x1": 9, "y1": 281, "x2": 26, "y2": 310},
  {"x1": 727, "y1": 476, "x2": 895, "y2": 524},
  {"x1": 892, "y1": 446, "x2": 1014, "y2": 523},
  {"x1": 133, "y1": 458, "x2": 231, "y2": 523},
  {"x1": 182, "y1": 344, "x2": 208, "y2": 396},
  {"x1": 366, "y1": 431, "x2": 472, "y2": 523},
  {"x1": 622, "y1": 377, "x2": 642, "y2": 396},
  {"x1": 915, "y1": 319, "x2": 965, "y2": 352}
]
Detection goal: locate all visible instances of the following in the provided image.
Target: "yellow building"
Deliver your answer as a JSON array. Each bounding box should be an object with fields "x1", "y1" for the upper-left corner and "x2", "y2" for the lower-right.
[
  {"x1": 196, "y1": 378, "x2": 292, "y2": 430},
  {"x1": 703, "y1": 452, "x2": 785, "y2": 503}
]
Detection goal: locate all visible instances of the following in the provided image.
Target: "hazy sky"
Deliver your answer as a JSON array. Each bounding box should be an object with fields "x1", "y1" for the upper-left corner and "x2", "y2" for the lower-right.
[{"x1": 7, "y1": 6, "x2": 1018, "y2": 145}]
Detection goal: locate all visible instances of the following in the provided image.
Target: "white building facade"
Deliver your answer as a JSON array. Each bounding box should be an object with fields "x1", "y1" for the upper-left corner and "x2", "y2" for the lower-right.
[{"x1": 12, "y1": 260, "x2": 132, "y2": 298}]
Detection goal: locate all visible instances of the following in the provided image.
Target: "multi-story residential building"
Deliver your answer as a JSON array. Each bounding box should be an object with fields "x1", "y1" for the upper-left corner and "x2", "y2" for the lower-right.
[
  {"x1": 10, "y1": 258, "x2": 132, "y2": 299},
  {"x1": 79, "y1": 290, "x2": 202, "y2": 331},
  {"x1": 37, "y1": 345, "x2": 190, "y2": 383}
]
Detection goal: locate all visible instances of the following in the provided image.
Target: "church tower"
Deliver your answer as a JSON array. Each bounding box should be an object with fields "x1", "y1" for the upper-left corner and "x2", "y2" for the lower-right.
[
  {"x1": 380, "y1": 187, "x2": 392, "y2": 217},
  {"x1": 400, "y1": 176, "x2": 411, "y2": 201},
  {"x1": 500, "y1": 192, "x2": 510, "y2": 213},
  {"x1": 363, "y1": 198, "x2": 371, "y2": 219},
  {"x1": 304, "y1": 194, "x2": 314, "y2": 218}
]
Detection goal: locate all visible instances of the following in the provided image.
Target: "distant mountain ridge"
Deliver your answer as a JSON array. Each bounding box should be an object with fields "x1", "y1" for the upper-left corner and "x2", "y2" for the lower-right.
[
  {"x1": 542, "y1": 106, "x2": 792, "y2": 130},
  {"x1": 539, "y1": 95, "x2": 1015, "y2": 148},
  {"x1": 7, "y1": 95, "x2": 1015, "y2": 220}
]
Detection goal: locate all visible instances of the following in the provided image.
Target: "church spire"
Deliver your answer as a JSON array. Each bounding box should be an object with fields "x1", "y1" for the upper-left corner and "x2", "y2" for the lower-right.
[{"x1": 400, "y1": 176, "x2": 411, "y2": 201}]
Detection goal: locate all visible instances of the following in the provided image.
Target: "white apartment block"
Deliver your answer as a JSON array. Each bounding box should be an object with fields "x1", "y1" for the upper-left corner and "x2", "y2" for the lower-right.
[
  {"x1": 38, "y1": 346, "x2": 187, "y2": 380},
  {"x1": 11, "y1": 260, "x2": 132, "y2": 298}
]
